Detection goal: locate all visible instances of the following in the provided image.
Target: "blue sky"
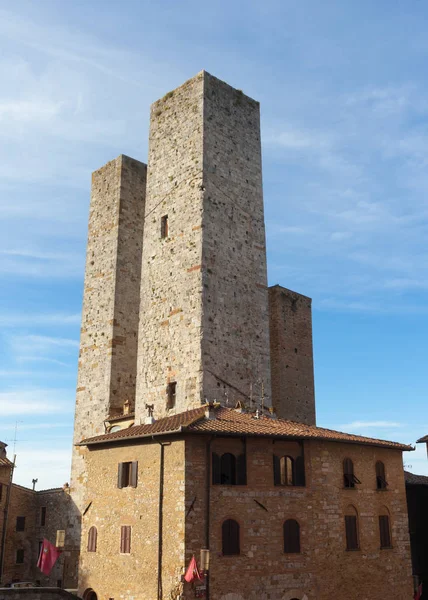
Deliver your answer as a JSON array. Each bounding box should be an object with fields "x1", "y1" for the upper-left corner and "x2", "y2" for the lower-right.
[{"x1": 1, "y1": 0, "x2": 427, "y2": 488}]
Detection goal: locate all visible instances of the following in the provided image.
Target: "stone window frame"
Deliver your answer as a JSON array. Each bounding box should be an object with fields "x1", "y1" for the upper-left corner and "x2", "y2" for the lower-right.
[
  {"x1": 87, "y1": 526, "x2": 98, "y2": 553},
  {"x1": 273, "y1": 454, "x2": 305, "y2": 487},
  {"x1": 283, "y1": 518, "x2": 301, "y2": 554}
]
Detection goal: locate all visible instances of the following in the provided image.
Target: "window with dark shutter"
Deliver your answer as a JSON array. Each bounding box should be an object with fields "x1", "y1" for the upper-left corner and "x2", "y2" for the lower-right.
[
  {"x1": 220, "y1": 453, "x2": 236, "y2": 485},
  {"x1": 295, "y1": 456, "x2": 305, "y2": 486},
  {"x1": 236, "y1": 454, "x2": 247, "y2": 485},
  {"x1": 118, "y1": 462, "x2": 135, "y2": 488},
  {"x1": 87, "y1": 526, "x2": 97, "y2": 552},
  {"x1": 0, "y1": 483, "x2": 3, "y2": 502},
  {"x1": 283, "y1": 519, "x2": 300, "y2": 553},
  {"x1": 16, "y1": 516, "x2": 25, "y2": 532},
  {"x1": 376, "y1": 461, "x2": 388, "y2": 490},
  {"x1": 345, "y1": 507, "x2": 359, "y2": 551},
  {"x1": 343, "y1": 458, "x2": 361, "y2": 488},
  {"x1": 222, "y1": 519, "x2": 240, "y2": 555},
  {"x1": 120, "y1": 525, "x2": 131, "y2": 554},
  {"x1": 212, "y1": 453, "x2": 221, "y2": 484},
  {"x1": 167, "y1": 382, "x2": 176, "y2": 409},
  {"x1": 379, "y1": 514, "x2": 392, "y2": 548},
  {"x1": 40, "y1": 506, "x2": 46, "y2": 527},
  {"x1": 16, "y1": 549, "x2": 24, "y2": 564}
]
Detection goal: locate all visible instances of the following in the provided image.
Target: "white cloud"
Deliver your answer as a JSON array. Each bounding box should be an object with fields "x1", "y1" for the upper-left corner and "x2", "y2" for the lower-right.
[
  {"x1": 339, "y1": 421, "x2": 404, "y2": 430},
  {"x1": 0, "y1": 312, "x2": 80, "y2": 327},
  {"x1": 0, "y1": 389, "x2": 74, "y2": 416}
]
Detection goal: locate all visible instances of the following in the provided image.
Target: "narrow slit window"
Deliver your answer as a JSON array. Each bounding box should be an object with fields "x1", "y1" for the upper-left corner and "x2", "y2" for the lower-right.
[
  {"x1": 16, "y1": 516, "x2": 25, "y2": 532},
  {"x1": 161, "y1": 215, "x2": 169, "y2": 239},
  {"x1": 379, "y1": 514, "x2": 392, "y2": 548},
  {"x1": 40, "y1": 506, "x2": 46, "y2": 527},
  {"x1": 120, "y1": 525, "x2": 131, "y2": 554},
  {"x1": 345, "y1": 506, "x2": 359, "y2": 550},
  {"x1": 16, "y1": 549, "x2": 25, "y2": 564},
  {"x1": 376, "y1": 461, "x2": 388, "y2": 490},
  {"x1": 167, "y1": 382, "x2": 176, "y2": 410},
  {"x1": 87, "y1": 526, "x2": 97, "y2": 552}
]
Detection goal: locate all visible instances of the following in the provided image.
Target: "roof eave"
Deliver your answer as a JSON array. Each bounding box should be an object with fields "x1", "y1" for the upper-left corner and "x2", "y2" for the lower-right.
[{"x1": 78, "y1": 426, "x2": 184, "y2": 447}]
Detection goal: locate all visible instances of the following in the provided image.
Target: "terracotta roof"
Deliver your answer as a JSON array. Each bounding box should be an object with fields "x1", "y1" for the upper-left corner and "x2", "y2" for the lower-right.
[
  {"x1": 0, "y1": 456, "x2": 13, "y2": 468},
  {"x1": 405, "y1": 471, "x2": 428, "y2": 485},
  {"x1": 80, "y1": 406, "x2": 413, "y2": 451},
  {"x1": 106, "y1": 413, "x2": 135, "y2": 423},
  {"x1": 417, "y1": 434, "x2": 428, "y2": 443}
]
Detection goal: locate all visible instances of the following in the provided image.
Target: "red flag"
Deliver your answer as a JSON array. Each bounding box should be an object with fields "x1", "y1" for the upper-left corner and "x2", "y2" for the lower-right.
[
  {"x1": 415, "y1": 583, "x2": 423, "y2": 600},
  {"x1": 184, "y1": 555, "x2": 203, "y2": 583},
  {"x1": 37, "y1": 538, "x2": 61, "y2": 575}
]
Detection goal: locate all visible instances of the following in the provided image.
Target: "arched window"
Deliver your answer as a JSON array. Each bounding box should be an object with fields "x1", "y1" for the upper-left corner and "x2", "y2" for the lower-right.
[
  {"x1": 222, "y1": 519, "x2": 240, "y2": 555},
  {"x1": 212, "y1": 453, "x2": 246, "y2": 485},
  {"x1": 343, "y1": 458, "x2": 361, "y2": 488},
  {"x1": 283, "y1": 519, "x2": 300, "y2": 553},
  {"x1": 379, "y1": 507, "x2": 392, "y2": 548},
  {"x1": 274, "y1": 455, "x2": 300, "y2": 486},
  {"x1": 87, "y1": 526, "x2": 97, "y2": 553},
  {"x1": 344, "y1": 505, "x2": 359, "y2": 550},
  {"x1": 376, "y1": 461, "x2": 388, "y2": 490}
]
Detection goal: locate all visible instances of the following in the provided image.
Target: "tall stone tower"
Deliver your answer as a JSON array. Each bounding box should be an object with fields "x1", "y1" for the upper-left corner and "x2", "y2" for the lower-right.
[
  {"x1": 69, "y1": 155, "x2": 147, "y2": 578},
  {"x1": 269, "y1": 285, "x2": 316, "y2": 425},
  {"x1": 135, "y1": 71, "x2": 271, "y2": 420}
]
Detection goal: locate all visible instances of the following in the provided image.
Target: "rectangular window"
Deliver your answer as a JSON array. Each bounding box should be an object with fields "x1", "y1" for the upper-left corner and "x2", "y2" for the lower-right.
[
  {"x1": 120, "y1": 525, "x2": 131, "y2": 554},
  {"x1": 161, "y1": 215, "x2": 169, "y2": 239},
  {"x1": 166, "y1": 382, "x2": 176, "y2": 410},
  {"x1": 345, "y1": 516, "x2": 359, "y2": 550},
  {"x1": 117, "y1": 462, "x2": 138, "y2": 488},
  {"x1": 16, "y1": 516, "x2": 25, "y2": 532},
  {"x1": 0, "y1": 483, "x2": 3, "y2": 502},
  {"x1": 16, "y1": 549, "x2": 25, "y2": 564},
  {"x1": 40, "y1": 506, "x2": 47, "y2": 526},
  {"x1": 56, "y1": 530, "x2": 65, "y2": 548},
  {"x1": 379, "y1": 515, "x2": 392, "y2": 548},
  {"x1": 57, "y1": 580, "x2": 62, "y2": 588},
  {"x1": 38, "y1": 541, "x2": 43, "y2": 560}
]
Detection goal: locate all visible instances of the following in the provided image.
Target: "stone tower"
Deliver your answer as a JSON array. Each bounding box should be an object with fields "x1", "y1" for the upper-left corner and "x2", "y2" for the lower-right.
[
  {"x1": 269, "y1": 285, "x2": 316, "y2": 425},
  {"x1": 69, "y1": 155, "x2": 147, "y2": 578},
  {"x1": 135, "y1": 71, "x2": 271, "y2": 420}
]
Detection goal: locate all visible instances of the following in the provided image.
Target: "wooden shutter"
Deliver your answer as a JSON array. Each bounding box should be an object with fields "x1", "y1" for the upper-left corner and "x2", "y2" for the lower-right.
[
  {"x1": 118, "y1": 463, "x2": 124, "y2": 489},
  {"x1": 212, "y1": 453, "x2": 220, "y2": 484},
  {"x1": 376, "y1": 462, "x2": 387, "y2": 489},
  {"x1": 284, "y1": 519, "x2": 300, "y2": 553},
  {"x1": 121, "y1": 525, "x2": 131, "y2": 553},
  {"x1": 273, "y1": 454, "x2": 280, "y2": 485},
  {"x1": 130, "y1": 461, "x2": 138, "y2": 488},
  {"x1": 222, "y1": 519, "x2": 240, "y2": 555},
  {"x1": 345, "y1": 515, "x2": 358, "y2": 550},
  {"x1": 379, "y1": 515, "x2": 391, "y2": 548},
  {"x1": 295, "y1": 456, "x2": 305, "y2": 487},
  {"x1": 343, "y1": 459, "x2": 354, "y2": 488},
  {"x1": 237, "y1": 454, "x2": 247, "y2": 485},
  {"x1": 88, "y1": 526, "x2": 97, "y2": 552},
  {"x1": 220, "y1": 453, "x2": 236, "y2": 485}
]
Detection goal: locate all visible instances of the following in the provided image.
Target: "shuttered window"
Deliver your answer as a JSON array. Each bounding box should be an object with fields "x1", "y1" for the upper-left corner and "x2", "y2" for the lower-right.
[
  {"x1": 345, "y1": 515, "x2": 359, "y2": 550},
  {"x1": 212, "y1": 453, "x2": 246, "y2": 485},
  {"x1": 379, "y1": 515, "x2": 392, "y2": 548},
  {"x1": 274, "y1": 455, "x2": 305, "y2": 486},
  {"x1": 16, "y1": 549, "x2": 25, "y2": 564},
  {"x1": 16, "y1": 516, "x2": 25, "y2": 532},
  {"x1": 87, "y1": 526, "x2": 97, "y2": 552},
  {"x1": 117, "y1": 461, "x2": 138, "y2": 488},
  {"x1": 283, "y1": 519, "x2": 300, "y2": 553},
  {"x1": 120, "y1": 526, "x2": 131, "y2": 554},
  {"x1": 376, "y1": 461, "x2": 388, "y2": 490},
  {"x1": 343, "y1": 459, "x2": 361, "y2": 488},
  {"x1": 222, "y1": 519, "x2": 240, "y2": 555}
]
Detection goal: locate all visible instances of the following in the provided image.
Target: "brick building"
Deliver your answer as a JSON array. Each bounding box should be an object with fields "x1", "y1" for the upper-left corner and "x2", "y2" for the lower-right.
[
  {"x1": 0, "y1": 444, "x2": 74, "y2": 588},
  {"x1": 67, "y1": 71, "x2": 415, "y2": 600}
]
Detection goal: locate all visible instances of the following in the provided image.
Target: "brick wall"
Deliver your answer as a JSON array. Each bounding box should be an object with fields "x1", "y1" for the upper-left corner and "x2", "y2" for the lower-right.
[{"x1": 3, "y1": 485, "x2": 36, "y2": 585}]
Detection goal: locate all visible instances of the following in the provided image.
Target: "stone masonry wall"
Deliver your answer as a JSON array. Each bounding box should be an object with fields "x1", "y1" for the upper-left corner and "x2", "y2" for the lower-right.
[
  {"x1": 136, "y1": 71, "x2": 271, "y2": 421},
  {"x1": 184, "y1": 434, "x2": 413, "y2": 600},
  {"x1": 136, "y1": 73, "x2": 205, "y2": 419},
  {"x1": 3, "y1": 485, "x2": 36, "y2": 585},
  {"x1": 71, "y1": 154, "x2": 147, "y2": 584},
  {"x1": 78, "y1": 440, "x2": 185, "y2": 600},
  {"x1": 201, "y1": 73, "x2": 271, "y2": 406},
  {"x1": 269, "y1": 286, "x2": 316, "y2": 425}
]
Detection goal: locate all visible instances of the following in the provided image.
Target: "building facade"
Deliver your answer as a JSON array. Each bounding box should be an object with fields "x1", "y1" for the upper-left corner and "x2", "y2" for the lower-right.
[{"x1": 63, "y1": 71, "x2": 415, "y2": 600}]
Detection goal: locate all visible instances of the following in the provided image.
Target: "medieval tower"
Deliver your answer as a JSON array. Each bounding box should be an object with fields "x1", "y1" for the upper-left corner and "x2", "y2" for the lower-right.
[{"x1": 69, "y1": 71, "x2": 316, "y2": 583}]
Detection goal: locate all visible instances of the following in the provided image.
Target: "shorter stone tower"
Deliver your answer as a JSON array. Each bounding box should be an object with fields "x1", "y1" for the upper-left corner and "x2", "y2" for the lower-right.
[{"x1": 269, "y1": 285, "x2": 316, "y2": 425}]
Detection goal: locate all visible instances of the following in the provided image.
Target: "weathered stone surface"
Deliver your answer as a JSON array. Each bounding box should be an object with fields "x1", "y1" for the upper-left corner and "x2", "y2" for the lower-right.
[
  {"x1": 135, "y1": 71, "x2": 271, "y2": 421},
  {"x1": 269, "y1": 285, "x2": 316, "y2": 425}
]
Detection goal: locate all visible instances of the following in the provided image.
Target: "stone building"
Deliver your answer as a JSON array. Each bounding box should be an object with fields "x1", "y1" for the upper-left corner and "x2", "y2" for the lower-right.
[
  {"x1": 405, "y1": 471, "x2": 428, "y2": 593},
  {"x1": 67, "y1": 70, "x2": 415, "y2": 600},
  {"x1": 0, "y1": 444, "x2": 74, "y2": 588}
]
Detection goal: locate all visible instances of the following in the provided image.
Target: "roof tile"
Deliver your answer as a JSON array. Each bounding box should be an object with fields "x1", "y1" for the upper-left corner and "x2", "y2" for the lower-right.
[{"x1": 80, "y1": 406, "x2": 412, "y2": 451}]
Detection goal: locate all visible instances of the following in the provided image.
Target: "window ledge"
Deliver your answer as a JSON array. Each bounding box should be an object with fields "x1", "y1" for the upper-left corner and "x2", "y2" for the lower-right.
[
  {"x1": 345, "y1": 548, "x2": 360, "y2": 552},
  {"x1": 380, "y1": 546, "x2": 393, "y2": 550}
]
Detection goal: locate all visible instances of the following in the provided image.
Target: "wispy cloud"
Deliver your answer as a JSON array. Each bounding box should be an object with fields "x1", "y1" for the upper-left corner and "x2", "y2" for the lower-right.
[
  {"x1": 0, "y1": 312, "x2": 80, "y2": 327},
  {"x1": 339, "y1": 421, "x2": 404, "y2": 430},
  {"x1": 0, "y1": 389, "x2": 74, "y2": 416}
]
